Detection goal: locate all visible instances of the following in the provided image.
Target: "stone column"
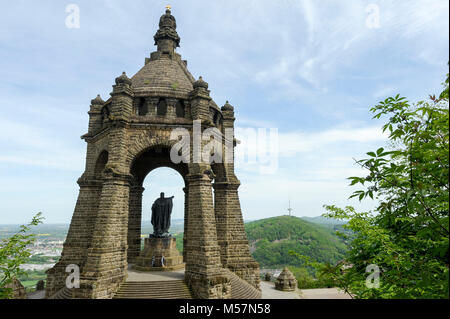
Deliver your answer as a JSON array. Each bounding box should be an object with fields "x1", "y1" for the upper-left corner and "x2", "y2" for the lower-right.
[
  {"x1": 166, "y1": 98, "x2": 177, "y2": 119},
  {"x1": 189, "y1": 77, "x2": 212, "y2": 125},
  {"x1": 45, "y1": 177, "x2": 102, "y2": 298},
  {"x1": 182, "y1": 100, "x2": 191, "y2": 120},
  {"x1": 72, "y1": 71, "x2": 133, "y2": 298},
  {"x1": 127, "y1": 185, "x2": 144, "y2": 263},
  {"x1": 76, "y1": 174, "x2": 131, "y2": 299},
  {"x1": 184, "y1": 170, "x2": 231, "y2": 299},
  {"x1": 213, "y1": 181, "x2": 260, "y2": 290},
  {"x1": 182, "y1": 186, "x2": 188, "y2": 262},
  {"x1": 147, "y1": 98, "x2": 158, "y2": 117},
  {"x1": 88, "y1": 95, "x2": 105, "y2": 135}
]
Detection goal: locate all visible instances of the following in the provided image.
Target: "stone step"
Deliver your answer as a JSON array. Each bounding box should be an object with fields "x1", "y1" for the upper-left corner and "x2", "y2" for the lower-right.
[
  {"x1": 113, "y1": 280, "x2": 192, "y2": 299},
  {"x1": 115, "y1": 294, "x2": 191, "y2": 297},
  {"x1": 225, "y1": 270, "x2": 262, "y2": 299}
]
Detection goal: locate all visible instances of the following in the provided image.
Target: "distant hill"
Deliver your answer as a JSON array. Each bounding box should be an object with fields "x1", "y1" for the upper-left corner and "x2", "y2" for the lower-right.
[
  {"x1": 300, "y1": 216, "x2": 347, "y2": 226},
  {"x1": 300, "y1": 216, "x2": 347, "y2": 232},
  {"x1": 245, "y1": 215, "x2": 347, "y2": 268}
]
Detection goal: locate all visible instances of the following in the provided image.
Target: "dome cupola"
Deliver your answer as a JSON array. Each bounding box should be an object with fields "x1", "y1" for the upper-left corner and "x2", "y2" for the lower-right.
[
  {"x1": 193, "y1": 76, "x2": 209, "y2": 90},
  {"x1": 154, "y1": 7, "x2": 180, "y2": 53},
  {"x1": 115, "y1": 72, "x2": 132, "y2": 86}
]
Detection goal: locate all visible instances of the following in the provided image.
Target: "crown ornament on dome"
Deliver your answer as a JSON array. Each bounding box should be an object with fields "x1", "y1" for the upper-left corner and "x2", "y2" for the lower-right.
[
  {"x1": 154, "y1": 7, "x2": 180, "y2": 48},
  {"x1": 193, "y1": 76, "x2": 208, "y2": 89},
  {"x1": 115, "y1": 72, "x2": 132, "y2": 86},
  {"x1": 222, "y1": 100, "x2": 234, "y2": 111},
  {"x1": 91, "y1": 94, "x2": 105, "y2": 105}
]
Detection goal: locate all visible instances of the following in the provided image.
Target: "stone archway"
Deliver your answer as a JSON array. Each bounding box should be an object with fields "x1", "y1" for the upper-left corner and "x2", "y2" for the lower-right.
[{"x1": 127, "y1": 145, "x2": 188, "y2": 263}]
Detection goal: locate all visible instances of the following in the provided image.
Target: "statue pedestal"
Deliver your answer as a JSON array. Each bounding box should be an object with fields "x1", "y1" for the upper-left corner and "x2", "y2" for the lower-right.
[{"x1": 133, "y1": 237, "x2": 184, "y2": 271}]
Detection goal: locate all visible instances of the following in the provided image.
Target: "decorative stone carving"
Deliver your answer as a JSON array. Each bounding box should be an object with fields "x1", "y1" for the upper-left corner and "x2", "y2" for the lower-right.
[{"x1": 275, "y1": 267, "x2": 298, "y2": 292}]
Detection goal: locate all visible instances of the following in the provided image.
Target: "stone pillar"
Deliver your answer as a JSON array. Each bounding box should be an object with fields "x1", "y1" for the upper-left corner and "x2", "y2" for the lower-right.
[
  {"x1": 184, "y1": 170, "x2": 231, "y2": 299},
  {"x1": 88, "y1": 95, "x2": 104, "y2": 135},
  {"x1": 166, "y1": 98, "x2": 177, "y2": 119},
  {"x1": 182, "y1": 186, "x2": 188, "y2": 262},
  {"x1": 77, "y1": 174, "x2": 131, "y2": 299},
  {"x1": 71, "y1": 71, "x2": 133, "y2": 298},
  {"x1": 147, "y1": 97, "x2": 158, "y2": 117},
  {"x1": 213, "y1": 181, "x2": 260, "y2": 290},
  {"x1": 189, "y1": 77, "x2": 212, "y2": 125},
  {"x1": 45, "y1": 178, "x2": 102, "y2": 298},
  {"x1": 184, "y1": 101, "x2": 192, "y2": 119},
  {"x1": 128, "y1": 185, "x2": 144, "y2": 263}
]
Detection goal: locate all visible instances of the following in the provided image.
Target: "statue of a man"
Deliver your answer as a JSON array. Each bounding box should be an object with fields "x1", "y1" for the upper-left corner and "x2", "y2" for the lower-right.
[{"x1": 151, "y1": 192, "x2": 174, "y2": 238}]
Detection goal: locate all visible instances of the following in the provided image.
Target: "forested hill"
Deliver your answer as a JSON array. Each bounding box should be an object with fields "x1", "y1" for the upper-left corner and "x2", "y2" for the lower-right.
[{"x1": 245, "y1": 215, "x2": 347, "y2": 268}]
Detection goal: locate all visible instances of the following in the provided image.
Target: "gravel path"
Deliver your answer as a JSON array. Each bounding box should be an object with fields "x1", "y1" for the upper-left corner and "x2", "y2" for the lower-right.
[
  {"x1": 260, "y1": 280, "x2": 351, "y2": 299},
  {"x1": 260, "y1": 281, "x2": 302, "y2": 299}
]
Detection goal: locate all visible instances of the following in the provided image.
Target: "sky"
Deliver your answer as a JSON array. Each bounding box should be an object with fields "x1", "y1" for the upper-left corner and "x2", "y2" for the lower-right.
[{"x1": 0, "y1": 0, "x2": 448, "y2": 224}]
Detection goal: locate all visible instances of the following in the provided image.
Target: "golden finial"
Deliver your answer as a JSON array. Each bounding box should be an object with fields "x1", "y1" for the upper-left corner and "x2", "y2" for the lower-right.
[{"x1": 165, "y1": 4, "x2": 171, "y2": 11}]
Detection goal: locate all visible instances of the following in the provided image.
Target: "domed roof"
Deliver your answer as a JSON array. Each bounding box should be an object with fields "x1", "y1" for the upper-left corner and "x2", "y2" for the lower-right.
[
  {"x1": 131, "y1": 56, "x2": 195, "y2": 95},
  {"x1": 193, "y1": 76, "x2": 208, "y2": 89},
  {"x1": 277, "y1": 267, "x2": 296, "y2": 281}
]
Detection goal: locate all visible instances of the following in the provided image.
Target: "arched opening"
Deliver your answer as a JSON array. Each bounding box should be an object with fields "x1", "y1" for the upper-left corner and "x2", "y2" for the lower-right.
[
  {"x1": 141, "y1": 168, "x2": 185, "y2": 251},
  {"x1": 127, "y1": 145, "x2": 188, "y2": 264},
  {"x1": 175, "y1": 100, "x2": 185, "y2": 118},
  {"x1": 213, "y1": 112, "x2": 219, "y2": 125},
  {"x1": 101, "y1": 105, "x2": 110, "y2": 125},
  {"x1": 137, "y1": 97, "x2": 148, "y2": 116},
  {"x1": 157, "y1": 98, "x2": 167, "y2": 116},
  {"x1": 94, "y1": 150, "x2": 108, "y2": 178},
  {"x1": 211, "y1": 162, "x2": 226, "y2": 183}
]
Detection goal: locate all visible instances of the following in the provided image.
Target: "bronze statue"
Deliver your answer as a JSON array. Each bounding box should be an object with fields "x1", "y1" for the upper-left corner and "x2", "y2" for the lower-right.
[{"x1": 150, "y1": 192, "x2": 174, "y2": 237}]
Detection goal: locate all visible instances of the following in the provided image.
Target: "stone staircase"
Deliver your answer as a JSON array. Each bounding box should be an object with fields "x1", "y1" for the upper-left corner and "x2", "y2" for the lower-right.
[
  {"x1": 49, "y1": 270, "x2": 261, "y2": 299},
  {"x1": 113, "y1": 280, "x2": 192, "y2": 299},
  {"x1": 48, "y1": 287, "x2": 73, "y2": 299},
  {"x1": 226, "y1": 270, "x2": 262, "y2": 299}
]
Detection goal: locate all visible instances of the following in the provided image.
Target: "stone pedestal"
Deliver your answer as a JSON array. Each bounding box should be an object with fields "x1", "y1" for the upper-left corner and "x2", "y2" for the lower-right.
[{"x1": 133, "y1": 237, "x2": 184, "y2": 271}]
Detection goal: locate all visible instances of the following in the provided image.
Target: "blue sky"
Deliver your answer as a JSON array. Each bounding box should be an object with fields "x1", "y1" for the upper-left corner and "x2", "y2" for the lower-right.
[{"x1": 0, "y1": 0, "x2": 448, "y2": 224}]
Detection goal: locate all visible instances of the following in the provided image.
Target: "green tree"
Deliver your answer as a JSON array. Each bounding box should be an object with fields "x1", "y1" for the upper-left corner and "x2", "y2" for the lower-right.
[
  {"x1": 0, "y1": 213, "x2": 44, "y2": 299},
  {"x1": 321, "y1": 71, "x2": 449, "y2": 298}
]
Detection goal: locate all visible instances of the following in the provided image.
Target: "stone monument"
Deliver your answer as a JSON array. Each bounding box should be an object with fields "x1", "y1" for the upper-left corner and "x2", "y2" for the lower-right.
[
  {"x1": 150, "y1": 192, "x2": 173, "y2": 238},
  {"x1": 45, "y1": 7, "x2": 260, "y2": 299},
  {"x1": 275, "y1": 267, "x2": 298, "y2": 292},
  {"x1": 134, "y1": 193, "x2": 184, "y2": 271}
]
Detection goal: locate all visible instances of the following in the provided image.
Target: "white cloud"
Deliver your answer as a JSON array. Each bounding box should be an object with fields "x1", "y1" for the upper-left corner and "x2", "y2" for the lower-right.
[
  {"x1": 0, "y1": 118, "x2": 84, "y2": 171},
  {"x1": 247, "y1": 0, "x2": 449, "y2": 99},
  {"x1": 236, "y1": 124, "x2": 387, "y2": 162}
]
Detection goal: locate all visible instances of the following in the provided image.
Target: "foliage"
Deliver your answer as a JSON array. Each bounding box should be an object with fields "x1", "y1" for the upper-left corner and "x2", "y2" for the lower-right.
[
  {"x1": 17, "y1": 269, "x2": 47, "y2": 292},
  {"x1": 245, "y1": 216, "x2": 347, "y2": 269},
  {"x1": 174, "y1": 233, "x2": 184, "y2": 252},
  {"x1": 0, "y1": 213, "x2": 44, "y2": 299},
  {"x1": 318, "y1": 71, "x2": 449, "y2": 299},
  {"x1": 287, "y1": 265, "x2": 336, "y2": 289}
]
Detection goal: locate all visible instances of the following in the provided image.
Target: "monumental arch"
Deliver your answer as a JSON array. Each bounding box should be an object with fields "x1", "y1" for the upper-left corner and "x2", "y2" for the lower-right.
[{"x1": 45, "y1": 8, "x2": 260, "y2": 299}]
